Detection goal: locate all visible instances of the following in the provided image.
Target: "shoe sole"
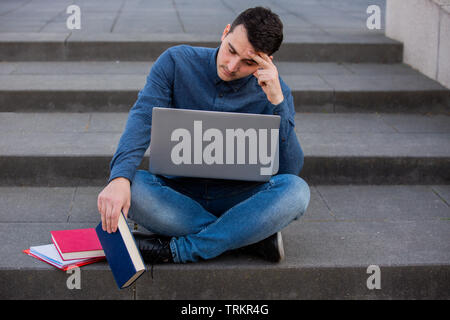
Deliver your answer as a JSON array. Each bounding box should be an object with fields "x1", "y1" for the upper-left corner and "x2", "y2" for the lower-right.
[{"x1": 277, "y1": 232, "x2": 285, "y2": 262}]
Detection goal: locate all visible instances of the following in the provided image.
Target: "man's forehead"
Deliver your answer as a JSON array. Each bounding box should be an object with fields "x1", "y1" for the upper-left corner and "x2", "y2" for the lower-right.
[{"x1": 227, "y1": 42, "x2": 256, "y2": 62}]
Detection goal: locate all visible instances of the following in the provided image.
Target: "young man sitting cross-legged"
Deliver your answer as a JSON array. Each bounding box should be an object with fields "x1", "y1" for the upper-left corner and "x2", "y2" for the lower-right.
[{"x1": 97, "y1": 7, "x2": 310, "y2": 264}]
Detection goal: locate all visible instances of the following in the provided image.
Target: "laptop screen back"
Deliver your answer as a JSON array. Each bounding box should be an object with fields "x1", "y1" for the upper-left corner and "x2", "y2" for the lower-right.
[{"x1": 149, "y1": 107, "x2": 280, "y2": 182}]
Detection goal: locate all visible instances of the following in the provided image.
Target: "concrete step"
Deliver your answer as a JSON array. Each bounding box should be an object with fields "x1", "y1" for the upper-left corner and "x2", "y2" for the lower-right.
[
  {"x1": 0, "y1": 112, "x2": 449, "y2": 186},
  {"x1": 0, "y1": 32, "x2": 402, "y2": 63},
  {"x1": 0, "y1": 62, "x2": 448, "y2": 113},
  {"x1": 1, "y1": 185, "x2": 449, "y2": 299}
]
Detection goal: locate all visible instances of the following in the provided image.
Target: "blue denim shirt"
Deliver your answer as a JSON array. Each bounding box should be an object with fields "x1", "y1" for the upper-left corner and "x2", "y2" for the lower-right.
[{"x1": 109, "y1": 45, "x2": 304, "y2": 183}]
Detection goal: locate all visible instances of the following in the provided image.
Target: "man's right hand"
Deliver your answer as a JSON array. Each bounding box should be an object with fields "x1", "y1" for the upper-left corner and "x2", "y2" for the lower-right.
[{"x1": 97, "y1": 177, "x2": 131, "y2": 233}]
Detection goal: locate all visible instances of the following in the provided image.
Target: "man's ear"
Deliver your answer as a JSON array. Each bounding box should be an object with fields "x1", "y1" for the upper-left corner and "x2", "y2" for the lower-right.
[{"x1": 221, "y1": 24, "x2": 231, "y2": 41}]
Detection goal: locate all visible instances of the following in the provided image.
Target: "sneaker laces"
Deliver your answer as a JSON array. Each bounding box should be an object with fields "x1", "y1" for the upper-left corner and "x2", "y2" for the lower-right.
[{"x1": 140, "y1": 238, "x2": 170, "y2": 279}]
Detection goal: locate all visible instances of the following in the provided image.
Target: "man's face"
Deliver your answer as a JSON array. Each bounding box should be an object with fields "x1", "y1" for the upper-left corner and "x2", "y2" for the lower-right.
[{"x1": 216, "y1": 24, "x2": 260, "y2": 81}]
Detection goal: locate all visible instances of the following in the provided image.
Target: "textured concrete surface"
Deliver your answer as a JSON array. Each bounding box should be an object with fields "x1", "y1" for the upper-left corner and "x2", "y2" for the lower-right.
[
  {"x1": 0, "y1": 61, "x2": 448, "y2": 112},
  {"x1": 0, "y1": 0, "x2": 386, "y2": 34},
  {"x1": 0, "y1": 185, "x2": 448, "y2": 299},
  {"x1": 0, "y1": 32, "x2": 402, "y2": 62},
  {"x1": 386, "y1": 0, "x2": 450, "y2": 89},
  {"x1": 0, "y1": 112, "x2": 448, "y2": 185},
  {"x1": 0, "y1": 0, "x2": 401, "y2": 62}
]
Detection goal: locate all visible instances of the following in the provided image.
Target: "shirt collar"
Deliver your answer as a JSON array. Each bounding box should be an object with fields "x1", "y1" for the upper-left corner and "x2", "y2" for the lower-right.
[
  {"x1": 209, "y1": 46, "x2": 222, "y2": 85},
  {"x1": 208, "y1": 46, "x2": 254, "y2": 92}
]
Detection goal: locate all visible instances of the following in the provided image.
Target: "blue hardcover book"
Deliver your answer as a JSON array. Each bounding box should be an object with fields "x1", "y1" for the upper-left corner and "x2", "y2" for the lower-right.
[{"x1": 95, "y1": 213, "x2": 146, "y2": 289}]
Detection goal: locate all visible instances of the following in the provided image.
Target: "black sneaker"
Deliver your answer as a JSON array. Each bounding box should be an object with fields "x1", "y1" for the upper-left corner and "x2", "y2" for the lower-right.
[
  {"x1": 132, "y1": 231, "x2": 173, "y2": 264},
  {"x1": 243, "y1": 232, "x2": 285, "y2": 263}
]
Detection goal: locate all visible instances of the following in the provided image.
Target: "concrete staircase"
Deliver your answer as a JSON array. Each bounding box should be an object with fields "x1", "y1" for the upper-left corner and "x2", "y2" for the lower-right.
[{"x1": 1, "y1": 0, "x2": 449, "y2": 300}]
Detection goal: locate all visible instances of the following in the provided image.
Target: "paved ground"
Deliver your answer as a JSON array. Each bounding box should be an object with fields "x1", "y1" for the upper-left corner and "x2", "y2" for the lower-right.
[
  {"x1": 1, "y1": 112, "x2": 449, "y2": 158},
  {"x1": 1, "y1": 184, "x2": 449, "y2": 299},
  {"x1": 0, "y1": 0, "x2": 386, "y2": 35},
  {"x1": 0, "y1": 112, "x2": 448, "y2": 186},
  {"x1": 0, "y1": 61, "x2": 447, "y2": 113}
]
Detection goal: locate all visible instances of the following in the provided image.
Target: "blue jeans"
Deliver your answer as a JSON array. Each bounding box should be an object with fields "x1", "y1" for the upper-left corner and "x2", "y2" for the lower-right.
[{"x1": 128, "y1": 170, "x2": 310, "y2": 263}]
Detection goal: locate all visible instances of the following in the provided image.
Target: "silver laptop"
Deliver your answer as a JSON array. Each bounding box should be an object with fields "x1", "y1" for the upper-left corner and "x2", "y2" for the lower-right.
[{"x1": 148, "y1": 107, "x2": 280, "y2": 182}]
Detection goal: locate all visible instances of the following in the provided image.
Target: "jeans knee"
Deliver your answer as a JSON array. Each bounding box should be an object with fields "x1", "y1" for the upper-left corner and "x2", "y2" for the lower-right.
[
  {"x1": 129, "y1": 170, "x2": 162, "y2": 220},
  {"x1": 276, "y1": 174, "x2": 310, "y2": 220}
]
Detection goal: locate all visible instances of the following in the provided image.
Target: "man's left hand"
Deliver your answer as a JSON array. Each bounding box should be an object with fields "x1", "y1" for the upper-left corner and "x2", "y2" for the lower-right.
[{"x1": 249, "y1": 51, "x2": 284, "y2": 106}]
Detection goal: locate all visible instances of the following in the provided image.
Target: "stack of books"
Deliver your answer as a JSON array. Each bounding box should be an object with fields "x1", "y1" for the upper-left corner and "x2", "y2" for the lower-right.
[{"x1": 23, "y1": 228, "x2": 106, "y2": 271}]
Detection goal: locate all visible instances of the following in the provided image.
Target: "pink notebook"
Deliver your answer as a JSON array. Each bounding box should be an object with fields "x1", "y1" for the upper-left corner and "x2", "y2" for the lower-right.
[{"x1": 51, "y1": 228, "x2": 105, "y2": 260}]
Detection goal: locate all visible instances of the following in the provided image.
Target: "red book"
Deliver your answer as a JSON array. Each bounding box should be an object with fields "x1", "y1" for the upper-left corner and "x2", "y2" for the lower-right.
[{"x1": 51, "y1": 228, "x2": 105, "y2": 261}]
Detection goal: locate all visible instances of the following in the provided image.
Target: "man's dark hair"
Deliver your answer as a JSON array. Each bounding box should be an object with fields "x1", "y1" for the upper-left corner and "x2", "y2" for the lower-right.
[{"x1": 229, "y1": 7, "x2": 283, "y2": 55}]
